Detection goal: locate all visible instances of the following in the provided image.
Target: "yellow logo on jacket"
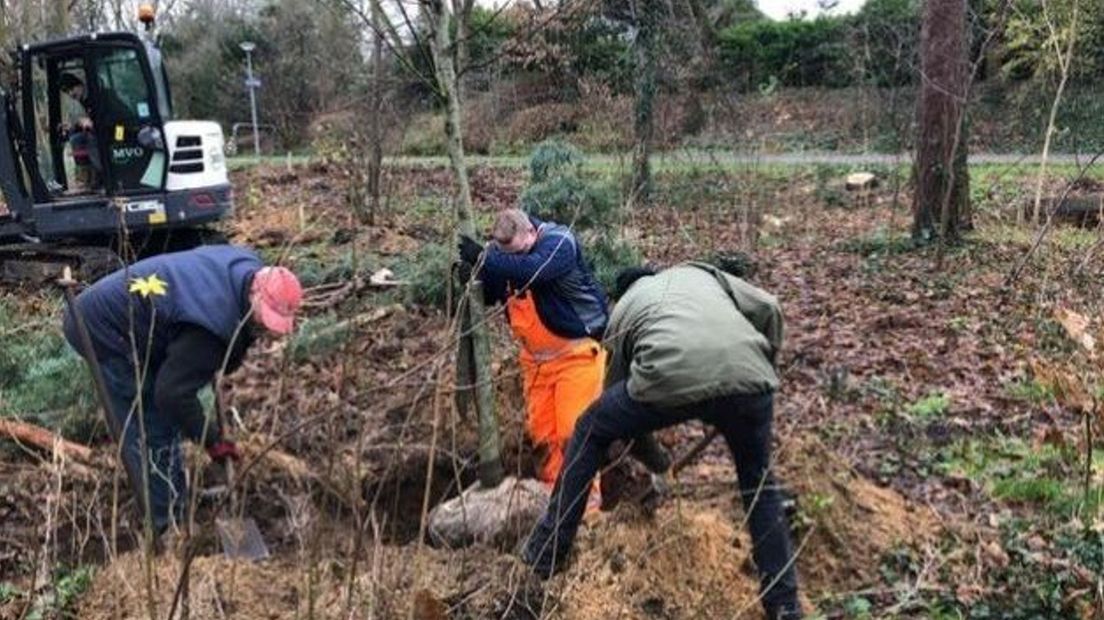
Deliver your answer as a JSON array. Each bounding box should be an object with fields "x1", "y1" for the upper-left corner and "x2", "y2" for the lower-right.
[{"x1": 129, "y1": 274, "x2": 168, "y2": 298}]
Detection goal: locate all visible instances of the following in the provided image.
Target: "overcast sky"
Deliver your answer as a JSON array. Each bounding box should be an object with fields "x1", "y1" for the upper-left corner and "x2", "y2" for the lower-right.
[{"x1": 757, "y1": 0, "x2": 868, "y2": 20}]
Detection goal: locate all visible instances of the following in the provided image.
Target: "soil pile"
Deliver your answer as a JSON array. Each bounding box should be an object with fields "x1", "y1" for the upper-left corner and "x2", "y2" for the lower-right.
[
  {"x1": 557, "y1": 506, "x2": 764, "y2": 620},
  {"x1": 78, "y1": 543, "x2": 543, "y2": 620},
  {"x1": 780, "y1": 437, "x2": 939, "y2": 591}
]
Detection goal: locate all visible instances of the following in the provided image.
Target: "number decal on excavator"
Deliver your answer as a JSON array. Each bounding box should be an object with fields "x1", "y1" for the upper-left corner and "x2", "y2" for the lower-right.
[{"x1": 123, "y1": 199, "x2": 166, "y2": 224}]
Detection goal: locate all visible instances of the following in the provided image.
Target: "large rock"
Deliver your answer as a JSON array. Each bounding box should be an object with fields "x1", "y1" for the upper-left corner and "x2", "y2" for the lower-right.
[{"x1": 427, "y1": 476, "x2": 548, "y2": 550}]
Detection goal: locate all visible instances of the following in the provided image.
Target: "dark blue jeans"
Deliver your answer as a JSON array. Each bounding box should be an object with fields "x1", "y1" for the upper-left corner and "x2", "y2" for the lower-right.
[
  {"x1": 523, "y1": 382, "x2": 801, "y2": 613},
  {"x1": 99, "y1": 355, "x2": 186, "y2": 534}
]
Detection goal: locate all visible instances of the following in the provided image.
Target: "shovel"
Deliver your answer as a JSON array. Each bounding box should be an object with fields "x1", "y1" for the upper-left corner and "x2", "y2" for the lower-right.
[{"x1": 212, "y1": 387, "x2": 270, "y2": 561}]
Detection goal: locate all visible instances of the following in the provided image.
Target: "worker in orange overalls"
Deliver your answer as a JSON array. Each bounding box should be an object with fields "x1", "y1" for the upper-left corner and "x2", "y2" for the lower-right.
[{"x1": 459, "y1": 209, "x2": 609, "y2": 506}]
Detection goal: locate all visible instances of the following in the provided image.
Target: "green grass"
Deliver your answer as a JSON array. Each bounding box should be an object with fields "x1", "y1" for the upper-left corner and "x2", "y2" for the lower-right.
[
  {"x1": 0, "y1": 299, "x2": 98, "y2": 438},
  {"x1": 905, "y1": 392, "x2": 951, "y2": 420},
  {"x1": 1004, "y1": 377, "x2": 1056, "y2": 405},
  {"x1": 939, "y1": 436, "x2": 1103, "y2": 515},
  {"x1": 839, "y1": 226, "x2": 916, "y2": 256}
]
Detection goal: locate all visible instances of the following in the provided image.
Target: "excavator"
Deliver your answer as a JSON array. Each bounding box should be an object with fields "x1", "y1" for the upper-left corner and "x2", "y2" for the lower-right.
[{"x1": 0, "y1": 5, "x2": 232, "y2": 283}]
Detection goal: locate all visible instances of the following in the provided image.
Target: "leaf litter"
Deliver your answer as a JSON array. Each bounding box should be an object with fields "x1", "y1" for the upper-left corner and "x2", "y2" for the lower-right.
[{"x1": 4, "y1": 163, "x2": 1104, "y2": 617}]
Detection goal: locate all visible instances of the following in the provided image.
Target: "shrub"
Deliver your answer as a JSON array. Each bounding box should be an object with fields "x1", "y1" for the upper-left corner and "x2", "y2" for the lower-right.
[
  {"x1": 504, "y1": 103, "x2": 583, "y2": 149},
  {"x1": 521, "y1": 176, "x2": 620, "y2": 229},
  {"x1": 291, "y1": 247, "x2": 363, "y2": 288},
  {"x1": 527, "y1": 139, "x2": 584, "y2": 183},
  {"x1": 521, "y1": 139, "x2": 619, "y2": 228},
  {"x1": 718, "y1": 17, "x2": 852, "y2": 91},
  {"x1": 400, "y1": 114, "x2": 446, "y2": 157},
  {"x1": 518, "y1": 140, "x2": 636, "y2": 294},
  {"x1": 394, "y1": 241, "x2": 453, "y2": 309},
  {"x1": 586, "y1": 235, "x2": 642, "y2": 294},
  {"x1": 287, "y1": 314, "x2": 348, "y2": 362}
]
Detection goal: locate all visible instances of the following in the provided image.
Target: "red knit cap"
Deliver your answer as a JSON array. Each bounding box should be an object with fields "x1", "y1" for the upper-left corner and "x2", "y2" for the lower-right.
[{"x1": 251, "y1": 266, "x2": 302, "y2": 334}]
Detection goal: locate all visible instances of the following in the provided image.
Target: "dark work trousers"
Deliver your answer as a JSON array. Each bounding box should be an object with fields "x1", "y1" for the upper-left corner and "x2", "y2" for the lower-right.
[
  {"x1": 99, "y1": 354, "x2": 186, "y2": 535},
  {"x1": 522, "y1": 381, "x2": 801, "y2": 615}
]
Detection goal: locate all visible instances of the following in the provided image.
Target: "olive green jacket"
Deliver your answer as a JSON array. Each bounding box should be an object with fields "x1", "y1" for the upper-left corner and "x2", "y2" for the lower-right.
[{"x1": 604, "y1": 263, "x2": 782, "y2": 407}]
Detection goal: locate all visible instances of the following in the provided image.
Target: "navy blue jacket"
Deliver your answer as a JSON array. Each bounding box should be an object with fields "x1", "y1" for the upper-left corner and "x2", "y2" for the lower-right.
[
  {"x1": 63, "y1": 245, "x2": 261, "y2": 364},
  {"x1": 482, "y1": 218, "x2": 608, "y2": 339}
]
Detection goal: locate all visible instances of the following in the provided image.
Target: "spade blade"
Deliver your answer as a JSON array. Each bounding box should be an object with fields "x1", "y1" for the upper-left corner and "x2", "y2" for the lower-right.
[{"x1": 215, "y1": 517, "x2": 270, "y2": 561}]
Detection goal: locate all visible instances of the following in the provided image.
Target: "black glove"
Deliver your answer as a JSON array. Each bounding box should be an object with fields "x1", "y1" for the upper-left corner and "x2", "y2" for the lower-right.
[
  {"x1": 458, "y1": 235, "x2": 484, "y2": 265},
  {"x1": 454, "y1": 260, "x2": 474, "y2": 285}
]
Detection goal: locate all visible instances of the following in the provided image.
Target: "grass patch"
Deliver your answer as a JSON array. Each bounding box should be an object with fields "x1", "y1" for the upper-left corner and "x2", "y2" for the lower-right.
[
  {"x1": 1003, "y1": 377, "x2": 1055, "y2": 405},
  {"x1": 905, "y1": 392, "x2": 951, "y2": 420},
  {"x1": 939, "y1": 436, "x2": 1102, "y2": 515},
  {"x1": 839, "y1": 226, "x2": 916, "y2": 256},
  {"x1": 0, "y1": 301, "x2": 97, "y2": 438}
]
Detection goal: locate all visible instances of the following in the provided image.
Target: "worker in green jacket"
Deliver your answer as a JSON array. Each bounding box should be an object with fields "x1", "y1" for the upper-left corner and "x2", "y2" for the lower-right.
[{"x1": 522, "y1": 262, "x2": 802, "y2": 620}]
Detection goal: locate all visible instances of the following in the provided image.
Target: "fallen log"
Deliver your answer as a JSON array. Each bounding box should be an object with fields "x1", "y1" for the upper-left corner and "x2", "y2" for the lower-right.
[{"x1": 0, "y1": 418, "x2": 94, "y2": 463}]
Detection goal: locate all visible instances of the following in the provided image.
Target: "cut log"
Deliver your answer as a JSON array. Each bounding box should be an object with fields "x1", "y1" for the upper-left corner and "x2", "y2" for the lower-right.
[
  {"x1": 845, "y1": 172, "x2": 878, "y2": 191},
  {"x1": 0, "y1": 418, "x2": 94, "y2": 462}
]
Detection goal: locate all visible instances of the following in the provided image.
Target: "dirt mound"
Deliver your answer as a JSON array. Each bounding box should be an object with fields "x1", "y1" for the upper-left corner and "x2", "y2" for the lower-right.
[
  {"x1": 552, "y1": 434, "x2": 941, "y2": 618},
  {"x1": 78, "y1": 543, "x2": 543, "y2": 620},
  {"x1": 780, "y1": 437, "x2": 939, "y2": 591},
  {"x1": 78, "y1": 552, "x2": 302, "y2": 619},
  {"x1": 556, "y1": 506, "x2": 764, "y2": 620}
]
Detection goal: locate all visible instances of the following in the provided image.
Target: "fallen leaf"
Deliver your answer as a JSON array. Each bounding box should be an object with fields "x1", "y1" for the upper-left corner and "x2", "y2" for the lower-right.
[{"x1": 1055, "y1": 308, "x2": 1095, "y2": 353}]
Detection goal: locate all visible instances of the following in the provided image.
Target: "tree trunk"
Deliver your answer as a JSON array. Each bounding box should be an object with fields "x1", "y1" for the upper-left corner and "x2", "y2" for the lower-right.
[
  {"x1": 913, "y1": 0, "x2": 969, "y2": 242},
  {"x1": 366, "y1": 0, "x2": 386, "y2": 224},
  {"x1": 683, "y1": 0, "x2": 716, "y2": 51},
  {"x1": 629, "y1": 0, "x2": 661, "y2": 209},
  {"x1": 453, "y1": 0, "x2": 475, "y2": 102},
  {"x1": 1030, "y1": 0, "x2": 1079, "y2": 224},
  {"x1": 50, "y1": 0, "x2": 69, "y2": 36},
  {"x1": 425, "y1": 0, "x2": 504, "y2": 488}
]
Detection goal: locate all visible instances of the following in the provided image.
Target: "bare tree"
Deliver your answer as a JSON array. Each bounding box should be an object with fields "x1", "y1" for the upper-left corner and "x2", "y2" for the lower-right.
[
  {"x1": 419, "y1": 0, "x2": 505, "y2": 487},
  {"x1": 366, "y1": 0, "x2": 386, "y2": 222},
  {"x1": 1029, "y1": 0, "x2": 1081, "y2": 224}
]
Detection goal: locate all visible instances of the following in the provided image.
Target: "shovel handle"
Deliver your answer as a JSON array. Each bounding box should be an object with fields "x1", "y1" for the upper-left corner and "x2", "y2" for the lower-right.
[
  {"x1": 212, "y1": 381, "x2": 240, "y2": 513},
  {"x1": 670, "y1": 427, "x2": 721, "y2": 477},
  {"x1": 631, "y1": 427, "x2": 721, "y2": 507},
  {"x1": 58, "y1": 267, "x2": 148, "y2": 525}
]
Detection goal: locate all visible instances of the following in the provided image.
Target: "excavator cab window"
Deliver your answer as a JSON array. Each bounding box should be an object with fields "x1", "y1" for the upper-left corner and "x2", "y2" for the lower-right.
[
  {"x1": 26, "y1": 53, "x2": 108, "y2": 197},
  {"x1": 92, "y1": 46, "x2": 165, "y2": 193},
  {"x1": 27, "y1": 56, "x2": 62, "y2": 195}
]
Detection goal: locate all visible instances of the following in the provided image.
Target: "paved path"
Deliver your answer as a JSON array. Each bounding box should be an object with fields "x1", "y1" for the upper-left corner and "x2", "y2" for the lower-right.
[
  {"x1": 231, "y1": 151, "x2": 1099, "y2": 171},
  {"x1": 388, "y1": 151, "x2": 1096, "y2": 168}
]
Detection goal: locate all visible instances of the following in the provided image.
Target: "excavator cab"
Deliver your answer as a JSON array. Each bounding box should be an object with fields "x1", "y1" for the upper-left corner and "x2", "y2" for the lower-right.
[
  {"x1": 26, "y1": 36, "x2": 168, "y2": 197},
  {"x1": 0, "y1": 29, "x2": 232, "y2": 281}
]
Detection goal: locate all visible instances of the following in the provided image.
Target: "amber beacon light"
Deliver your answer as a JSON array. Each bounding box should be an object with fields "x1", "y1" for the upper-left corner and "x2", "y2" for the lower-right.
[{"x1": 138, "y1": 3, "x2": 156, "y2": 26}]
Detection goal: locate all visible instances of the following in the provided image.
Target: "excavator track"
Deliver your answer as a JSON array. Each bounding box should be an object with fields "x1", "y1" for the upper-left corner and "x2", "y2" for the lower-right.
[{"x1": 0, "y1": 243, "x2": 123, "y2": 286}]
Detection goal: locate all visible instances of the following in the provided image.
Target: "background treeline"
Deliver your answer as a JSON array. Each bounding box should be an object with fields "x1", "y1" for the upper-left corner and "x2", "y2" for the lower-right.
[{"x1": 2, "y1": 0, "x2": 1099, "y2": 153}]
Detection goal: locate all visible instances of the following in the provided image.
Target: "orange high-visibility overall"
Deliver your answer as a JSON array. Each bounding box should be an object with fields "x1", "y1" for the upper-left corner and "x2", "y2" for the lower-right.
[{"x1": 507, "y1": 289, "x2": 606, "y2": 484}]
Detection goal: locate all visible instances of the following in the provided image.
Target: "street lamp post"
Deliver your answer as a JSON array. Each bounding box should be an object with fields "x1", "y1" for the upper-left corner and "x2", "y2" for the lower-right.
[{"x1": 240, "y1": 41, "x2": 261, "y2": 158}]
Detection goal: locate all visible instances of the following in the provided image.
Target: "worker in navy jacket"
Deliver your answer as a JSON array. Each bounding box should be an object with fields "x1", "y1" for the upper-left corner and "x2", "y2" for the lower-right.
[{"x1": 62, "y1": 245, "x2": 302, "y2": 535}]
